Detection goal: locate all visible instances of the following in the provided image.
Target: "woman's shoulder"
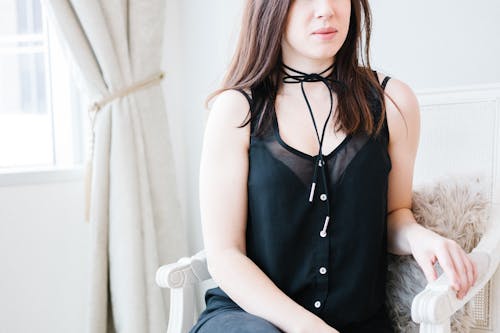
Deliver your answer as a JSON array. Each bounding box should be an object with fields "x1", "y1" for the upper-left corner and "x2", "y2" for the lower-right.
[
  {"x1": 373, "y1": 70, "x2": 420, "y2": 144},
  {"x1": 204, "y1": 89, "x2": 252, "y2": 150},
  {"x1": 373, "y1": 70, "x2": 418, "y2": 107},
  {"x1": 208, "y1": 89, "x2": 252, "y2": 128}
]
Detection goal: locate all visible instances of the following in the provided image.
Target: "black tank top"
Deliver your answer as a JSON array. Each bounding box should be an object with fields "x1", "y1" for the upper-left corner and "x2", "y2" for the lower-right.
[{"x1": 203, "y1": 73, "x2": 392, "y2": 329}]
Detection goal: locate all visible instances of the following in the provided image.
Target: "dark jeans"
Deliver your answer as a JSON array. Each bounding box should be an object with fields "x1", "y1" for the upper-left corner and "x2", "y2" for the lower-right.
[
  {"x1": 188, "y1": 306, "x2": 394, "y2": 333},
  {"x1": 189, "y1": 307, "x2": 283, "y2": 333},
  {"x1": 189, "y1": 289, "x2": 394, "y2": 333}
]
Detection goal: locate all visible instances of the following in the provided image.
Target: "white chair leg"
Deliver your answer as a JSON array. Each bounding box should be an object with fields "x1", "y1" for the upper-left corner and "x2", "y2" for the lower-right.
[{"x1": 167, "y1": 285, "x2": 197, "y2": 333}]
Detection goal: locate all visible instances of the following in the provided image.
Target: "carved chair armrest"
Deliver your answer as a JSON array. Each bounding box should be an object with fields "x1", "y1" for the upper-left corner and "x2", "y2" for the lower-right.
[
  {"x1": 411, "y1": 203, "x2": 500, "y2": 328},
  {"x1": 156, "y1": 250, "x2": 210, "y2": 289}
]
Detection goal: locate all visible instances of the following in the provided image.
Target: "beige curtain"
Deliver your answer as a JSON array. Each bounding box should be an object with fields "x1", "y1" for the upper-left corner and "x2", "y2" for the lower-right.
[{"x1": 43, "y1": 0, "x2": 187, "y2": 332}]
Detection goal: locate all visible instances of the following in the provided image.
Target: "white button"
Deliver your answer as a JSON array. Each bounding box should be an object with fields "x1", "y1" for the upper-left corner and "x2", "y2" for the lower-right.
[
  {"x1": 319, "y1": 267, "x2": 327, "y2": 274},
  {"x1": 319, "y1": 230, "x2": 327, "y2": 238},
  {"x1": 320, "y1": 194, "x2": 327, "y2": 201},
  {"x1": 314, "y1": 301, "x2": 321, "y2": 308}
]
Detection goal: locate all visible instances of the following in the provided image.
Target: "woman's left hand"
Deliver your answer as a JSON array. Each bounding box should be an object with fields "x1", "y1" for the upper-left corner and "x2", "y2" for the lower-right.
[{"x1": 406, "y1": 224, "x2": 478, "y2": 300}]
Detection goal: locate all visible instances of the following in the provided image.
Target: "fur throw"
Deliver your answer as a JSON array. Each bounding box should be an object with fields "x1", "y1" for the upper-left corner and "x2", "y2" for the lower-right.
[{"x1": 386, "y1": 175, "x2": 492, "y2": 332}]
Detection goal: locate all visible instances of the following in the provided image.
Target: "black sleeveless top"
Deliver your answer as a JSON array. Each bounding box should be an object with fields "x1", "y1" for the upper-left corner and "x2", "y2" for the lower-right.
[{"x1": 202, "y1": 74, "x2": 393, "y2": 330}]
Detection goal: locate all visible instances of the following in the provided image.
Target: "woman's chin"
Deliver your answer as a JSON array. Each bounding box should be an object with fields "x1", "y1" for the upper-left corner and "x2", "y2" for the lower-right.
[
  {"x1": 304, "y1": 51, "x2": 337, "y2": 62},
  {"x1": 302, "y1": 46, "x2": 339, "y2": 61}
]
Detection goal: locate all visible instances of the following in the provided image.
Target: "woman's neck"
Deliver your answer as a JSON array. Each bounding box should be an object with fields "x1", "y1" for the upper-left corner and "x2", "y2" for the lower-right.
[{"x1": 279, "y1": 58, "x2": 336, "y2": 98}]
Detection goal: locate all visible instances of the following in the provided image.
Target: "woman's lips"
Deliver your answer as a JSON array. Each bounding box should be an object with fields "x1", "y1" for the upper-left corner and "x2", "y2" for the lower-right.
[
  {"x1": 313, "y1": 32, "x2": 337, "y2": 40},
  {"x1": 312, "y1": 28, "x2": 338, "y2": 41}
]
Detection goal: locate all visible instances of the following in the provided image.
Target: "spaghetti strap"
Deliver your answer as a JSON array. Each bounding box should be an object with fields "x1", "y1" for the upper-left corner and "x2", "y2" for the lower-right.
[
  {"x1": 234, "y1": 88, "x2": 253, "y2": 111},
  {"x1": 371, "y1": 70, "x2": 391, "y2": 91},
  {"x1": 233, "y1": 88, "x2": 257, "y2": 140},
  {"x1": 381, "y1": 76, "x2": 391, "y2": 90}
]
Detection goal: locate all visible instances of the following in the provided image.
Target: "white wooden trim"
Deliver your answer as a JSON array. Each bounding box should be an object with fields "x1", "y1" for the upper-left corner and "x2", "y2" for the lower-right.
[
  {"x1": 414, "y1": 84, "x2": 500, "y2": 205},
  {"x1": 0, "y1": 165, "x2": 83, "y2": 187},
  {"x1": 416, "y1": 84, "x2": 500, "y2": 106}
]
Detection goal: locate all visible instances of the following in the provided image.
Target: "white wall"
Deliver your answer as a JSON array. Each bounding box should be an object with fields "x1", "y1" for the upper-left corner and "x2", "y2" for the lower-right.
[
  {"x1": 0, "y1": 177, "x2": 89, "y2": 333},
  {"x1": 370, "y1": 1, "x2": 500, "y2": 90},
  {"x1": 162, "y1": 0, "x2": 244, "y2": 254}
]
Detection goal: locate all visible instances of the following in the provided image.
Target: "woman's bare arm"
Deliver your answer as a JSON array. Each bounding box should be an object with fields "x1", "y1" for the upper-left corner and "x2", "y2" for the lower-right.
[
  {"x1": 199, "y1": 90, "x2": 338, "y2": 333},
  {"x1": 381, "y1": 74, "x2": 477, "y2": 300},
  {"x1": 378, "y1": 73, "x2": 422, "y2": 256}
]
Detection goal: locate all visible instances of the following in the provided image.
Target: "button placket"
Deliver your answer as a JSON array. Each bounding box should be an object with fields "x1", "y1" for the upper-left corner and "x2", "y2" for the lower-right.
[
  {"x1": 281, "y1": 65, "x2": 341, "y2": 316},
  {"x1": 314, "y1": 189, "x2": 330, "y2": 313}
]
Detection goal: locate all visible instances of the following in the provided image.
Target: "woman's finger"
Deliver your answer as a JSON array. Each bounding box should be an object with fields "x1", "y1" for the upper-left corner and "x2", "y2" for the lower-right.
[
  {"x1": 446, "y1": 242, "x2": 470, "y2": 298},
  {"x1": 461, "y1": 251, "x2": 477, "y2": 288},
  {"x1": 472, "y1": 254, "x2": 478, "y2": 282},
  {"x1": 435, "y1": 244, "x2": 461, "y2": 293},
  {"x1": 419, "y1": 255, "x2": 438, "y2": 283}
]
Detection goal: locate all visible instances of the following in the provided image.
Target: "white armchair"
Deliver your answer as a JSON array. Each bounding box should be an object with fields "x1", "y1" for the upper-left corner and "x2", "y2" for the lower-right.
[{"x1": 157, "y1": 86, "x2": 500, "y2": 333}]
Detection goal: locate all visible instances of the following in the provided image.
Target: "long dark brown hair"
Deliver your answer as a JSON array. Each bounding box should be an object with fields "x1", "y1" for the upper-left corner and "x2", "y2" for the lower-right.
[{"x1": 207, "y1": 0, "x2": 399, "y2": 138}]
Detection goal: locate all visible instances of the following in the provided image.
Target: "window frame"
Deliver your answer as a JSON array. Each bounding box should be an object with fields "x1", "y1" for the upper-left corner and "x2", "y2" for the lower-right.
[{"x1": 0, "y1": 2, "x2": 86, "y2": 186}]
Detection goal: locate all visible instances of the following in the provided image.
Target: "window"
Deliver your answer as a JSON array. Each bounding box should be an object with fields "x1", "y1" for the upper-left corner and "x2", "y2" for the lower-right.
[{"x1": 0, "y1": 0, "x2": 84, "y2": 172}]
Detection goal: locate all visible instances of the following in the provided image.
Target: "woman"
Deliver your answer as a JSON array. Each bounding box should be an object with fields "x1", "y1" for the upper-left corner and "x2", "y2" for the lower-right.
[{"x1": 190, "y1": 0, "x2": 478, "y2": 332}]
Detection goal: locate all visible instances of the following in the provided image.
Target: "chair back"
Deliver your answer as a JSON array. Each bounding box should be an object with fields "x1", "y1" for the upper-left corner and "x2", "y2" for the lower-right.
[{"x1": 414, "y1": 84, "x2": 500, "y2": 332}]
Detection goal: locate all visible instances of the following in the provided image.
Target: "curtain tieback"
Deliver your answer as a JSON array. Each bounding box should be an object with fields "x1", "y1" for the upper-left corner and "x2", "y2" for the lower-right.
[
  {"x1": 88, "y1": 71, "x2": 165, "y2": 113},
  {"x1": 84, "y1": 71, "x2": 165, "y2": 222}
]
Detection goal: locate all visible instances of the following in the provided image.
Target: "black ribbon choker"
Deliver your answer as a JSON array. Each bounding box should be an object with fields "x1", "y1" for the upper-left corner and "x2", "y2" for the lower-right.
[{"x1": 281, "y1": 63, "x2": 345, "y2": 238}]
